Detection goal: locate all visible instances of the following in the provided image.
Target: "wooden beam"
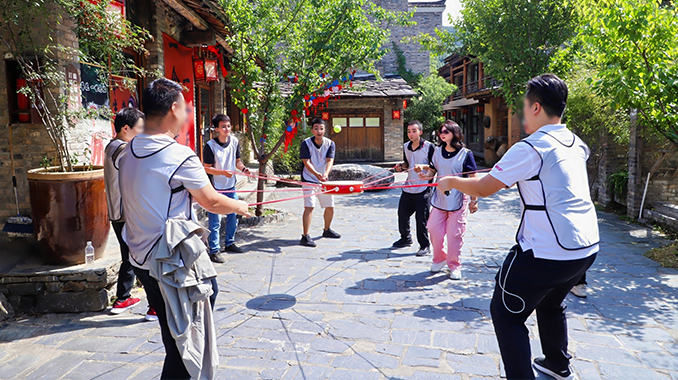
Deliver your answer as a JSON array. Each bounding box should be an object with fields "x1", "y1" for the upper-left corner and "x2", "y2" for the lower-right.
[
  {"x1": 215, "y1": 35, "x2": 233, "y2": 55},
  {"x1": 162, "y1": 0, "x2": 209, "y2": 30}
]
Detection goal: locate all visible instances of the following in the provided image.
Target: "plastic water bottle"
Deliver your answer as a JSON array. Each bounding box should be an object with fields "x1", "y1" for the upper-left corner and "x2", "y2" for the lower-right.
[{"x1": 85, "y1": 241, "x2": 95, "y2": 264}]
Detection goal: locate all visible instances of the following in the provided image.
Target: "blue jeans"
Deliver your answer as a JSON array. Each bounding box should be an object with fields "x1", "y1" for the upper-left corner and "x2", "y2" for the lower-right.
[{"x1": 208, "y1": 187, "x2": 238, "y2": 254}]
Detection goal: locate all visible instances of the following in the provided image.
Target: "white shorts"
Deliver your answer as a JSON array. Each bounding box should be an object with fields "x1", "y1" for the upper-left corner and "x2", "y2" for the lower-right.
[{"x1": 303, "y1": 184, "x2": 334, "y2": 208}]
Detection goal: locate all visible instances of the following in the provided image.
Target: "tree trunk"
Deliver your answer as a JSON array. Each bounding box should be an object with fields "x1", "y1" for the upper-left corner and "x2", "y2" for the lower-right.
[{"x1": 256, "y1": 160, "x2": 266, "y2": 216}]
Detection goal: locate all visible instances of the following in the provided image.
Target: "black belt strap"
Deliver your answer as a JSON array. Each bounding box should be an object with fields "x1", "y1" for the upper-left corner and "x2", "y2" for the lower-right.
[
  {"x1": 171, "y1": 185, "x2": 185, "y2": 194},
  {"x1": 524, "y1": 204, "x2": 546, "y2": 211}
]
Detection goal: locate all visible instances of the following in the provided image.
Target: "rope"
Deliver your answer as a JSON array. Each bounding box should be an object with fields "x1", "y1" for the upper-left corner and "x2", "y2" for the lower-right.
[
  {"x1": 218, "y1": 187, "x2": 304, "y2": 194},
  {"x1": 235, "y1": 169, "x2": 321, "y2": 188},
  {"x1": 248, "y1": 188, "x2": 336, "y2": 206},
  {"x1": 360, "y1": 164, "x2": 397, "y2": 183}
]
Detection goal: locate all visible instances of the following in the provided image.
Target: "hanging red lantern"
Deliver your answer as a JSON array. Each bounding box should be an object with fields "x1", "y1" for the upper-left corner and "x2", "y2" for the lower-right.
[
  {"x1": 478, "y1": 105, "x2": 485, "y2": 113},
  {"x1": 462, "y1": 108, "x2": 468, "y2": 115},
  {"x1": 392, "y1": 109, "x2": 401, "y2": 120},
  {"x1": 193, "y1": 58, "x2": 206, "y2": 82},
  {"x1": 241, "y1": 108, "x2": 248, "y2": 114},
  {"x1": 321, "y1": 112, "x2": 329, "y2": 120},
  {"x1": 451, "y1": 110, "x2": 457, "y2": 117},
  {"x1": 403, "y1": 99, "x2": 407, "y2": 110}
]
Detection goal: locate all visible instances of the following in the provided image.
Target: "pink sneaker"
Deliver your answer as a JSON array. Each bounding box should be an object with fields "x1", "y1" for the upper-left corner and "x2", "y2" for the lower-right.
[
  {"x1": 145, "y1": 307, "x2": 159, "y2": 321},
  {"x1": 111, "y1": 297, "x2": 141, "y2": 314}
]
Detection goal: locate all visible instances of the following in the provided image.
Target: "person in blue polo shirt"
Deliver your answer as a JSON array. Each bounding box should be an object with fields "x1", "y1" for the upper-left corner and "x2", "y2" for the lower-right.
[{"x1": 438, "y1": 74, "x2": 599, "y2": 380}]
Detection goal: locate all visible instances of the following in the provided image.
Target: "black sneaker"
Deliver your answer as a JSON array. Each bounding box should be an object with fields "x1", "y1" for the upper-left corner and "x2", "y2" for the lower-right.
[
  {"x1": 322, "y1": 228, "x2": 341, "y2": 239},
  {"x1": 224, "y1": 244, "x2": 244, "y2": 253},
  {"x1": 392, "y1": 238, "x2": 413, "y2": 248},
  {"x1": 416, "y1": 246, "x2": 430, "y2": 256},
  {"x1": 300, "y1": 234, "x2": 317, "y2": 247},
  {"x1": 533, "y1": 357, "x2": 575, "y2": 380},
  {"x1": 209, "y1": 252, "x2": 226, "y2": 264}
]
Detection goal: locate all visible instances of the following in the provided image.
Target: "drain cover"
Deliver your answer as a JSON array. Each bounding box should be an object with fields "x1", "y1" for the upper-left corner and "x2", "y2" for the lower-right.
[{"x1": 246, "y1": 294, "x2": 297, "y2": 311}]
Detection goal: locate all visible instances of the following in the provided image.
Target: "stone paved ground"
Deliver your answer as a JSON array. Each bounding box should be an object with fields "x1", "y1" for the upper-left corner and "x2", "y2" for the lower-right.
[{"x1": 1, "y1": 174, "x2": 677, "y2": 380}]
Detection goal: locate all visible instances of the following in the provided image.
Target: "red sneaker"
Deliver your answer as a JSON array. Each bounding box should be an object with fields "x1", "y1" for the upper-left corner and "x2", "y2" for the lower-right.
[
  {"x1": 111, "y1": 297, "x2": 141, "y2": 314},
  {"x1": 145, "y1": 307, "x2": 158, "y2": 321}
]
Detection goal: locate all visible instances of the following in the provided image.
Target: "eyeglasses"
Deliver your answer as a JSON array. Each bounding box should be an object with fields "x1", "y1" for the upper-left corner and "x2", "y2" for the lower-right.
[{"x1": 438, "y1": 129, "x2": 451, "y2": 135}]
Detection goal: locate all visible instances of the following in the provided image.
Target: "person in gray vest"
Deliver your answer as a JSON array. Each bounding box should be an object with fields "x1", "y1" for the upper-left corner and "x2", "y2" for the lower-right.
[
  {"x1": 299, "y1": 118, "x2": 341, "y2": 247},
  {"x1": 203, "y1": 114, "x2": 250, "y2": 262},
  {"x1": 119, "y1": 78, "x2": 250, "y2": 379},
  {"x1": 104, "y1": 107, "x2": 153, "y2": 317},
  {"x1": 393, "y1": 120, "x2": 434, "y2": 256},
  {"x1": 438, "y1": 74, "x2": 599, "y2": 380}
]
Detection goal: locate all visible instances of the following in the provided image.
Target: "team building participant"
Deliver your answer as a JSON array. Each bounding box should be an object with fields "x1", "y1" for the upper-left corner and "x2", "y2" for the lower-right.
[
  {"x1": 203, "y1": 114, "x2": 250, "y2": 262},
  {"x1": 414, "y1": 121, "x2": 478, "y2": 280},
  {"x1": 438, "y1": 74, "x2": 599, "y2": 380},
  {"x1": 393, "y1": 120, "x2": 435, "y2": 256},
  {"x1": 104, "y1": 107, "x2": 157, "y2": 319},
  {"x1": 299, "y1": 118, "x2": 341, "y2": 247},
  {"x1": 118, "y1": 78, "x2": 250, "y2": 379}
]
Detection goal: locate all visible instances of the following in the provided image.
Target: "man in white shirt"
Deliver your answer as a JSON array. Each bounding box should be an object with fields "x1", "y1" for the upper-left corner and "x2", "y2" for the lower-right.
[
  {"x1": 118, "y1": 78, "x2": 250, "y2": 380},
  {"x1": 438, "y1": 74, "x2": 598, "y2": 380}
]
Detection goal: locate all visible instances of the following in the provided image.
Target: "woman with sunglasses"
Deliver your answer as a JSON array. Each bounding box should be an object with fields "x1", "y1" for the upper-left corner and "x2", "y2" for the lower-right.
[{"x1": 414, "y1": 120, "x2": 478, "y2": 279}]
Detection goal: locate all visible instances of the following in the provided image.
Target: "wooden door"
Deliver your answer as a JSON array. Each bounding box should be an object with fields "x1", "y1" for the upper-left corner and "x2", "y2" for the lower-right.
[
  {"x1": 196, "y1": 84, "x2": 211, "y2": 160},
  {"x1": 328, "y1": 114, "x2": 383, "y2": 162}
]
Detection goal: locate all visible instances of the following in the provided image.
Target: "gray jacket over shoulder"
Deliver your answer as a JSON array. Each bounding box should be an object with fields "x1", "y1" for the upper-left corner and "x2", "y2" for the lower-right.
[{"x1": 149, "y1": 218, "x2": 219, "y2": 380}]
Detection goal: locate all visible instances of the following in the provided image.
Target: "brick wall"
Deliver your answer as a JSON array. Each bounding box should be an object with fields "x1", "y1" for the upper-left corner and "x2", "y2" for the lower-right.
[{"x1": 591, "y1": 133, "x2": 629, "y2": 207}]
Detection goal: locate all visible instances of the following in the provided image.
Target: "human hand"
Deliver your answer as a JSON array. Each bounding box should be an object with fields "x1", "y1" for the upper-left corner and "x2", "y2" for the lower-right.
[
  {"x1": 418, "y1": 171, "x2": 428, "y2": 180},
  {"x1": 321, "y1": 174, "x2": 329, "y2": 182},
  {"x1": 236, "y1": 200, "x2": 252, "y2": 217},
  {"x1": 395, "y1": 163, "x2": 403, "y2": 172},
  {"x1": 469, "y1": 201, "x2": 479, "y2": 214},
  {"x1": 223, "y1": 170, "x2": 234, "y2": 178},
  {"x1": 413, "y1": 165, "x2": 424, "y2": 173},
  {"x1": 241, "y1": 167, "x2": 251, "y2": 175}
]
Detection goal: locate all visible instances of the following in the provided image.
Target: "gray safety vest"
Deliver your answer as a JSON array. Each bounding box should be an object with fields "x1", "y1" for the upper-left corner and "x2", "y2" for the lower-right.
[
  {"x1": 206, "y1": 137, "x2": 238, "y2": 190},
  {"x1": 302, "y1": 137, "x2": 333, "y2": 184},
  {"x1": 430, "y1": 146, "x2": 470, "y2": 211},
  {"x1": 104, "y1": 139, "x2": 126, "y2": 222},
  {"x1": 518, "y1": 126, "x2": 600, "y2": 250},
  {"x1": 403, "y1": 139, "x2": 434, "y2": 194}
]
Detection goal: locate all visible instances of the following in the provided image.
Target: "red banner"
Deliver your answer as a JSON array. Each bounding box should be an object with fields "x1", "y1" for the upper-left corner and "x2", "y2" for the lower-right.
[{"x1": 163, "y1": 33, "x2": 195, "y2": 150}]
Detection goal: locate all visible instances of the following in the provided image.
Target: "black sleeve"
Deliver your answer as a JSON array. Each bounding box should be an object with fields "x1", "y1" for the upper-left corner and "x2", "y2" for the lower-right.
[
  {"x1": 427, "y1": 145, "x2": 435, "y2": 165},
  {"x1": 235, "y1": 141, "x2": 241, "y2": 159},
  {"x1": 463, "y1": 151, "x2": 478, "y2": 177},
  {"x1": 299, "y1": 141, "x2": 311, "y2": 159},
  {"x1": 203, "y1": 144, "x2": 215, "y2": 165}
]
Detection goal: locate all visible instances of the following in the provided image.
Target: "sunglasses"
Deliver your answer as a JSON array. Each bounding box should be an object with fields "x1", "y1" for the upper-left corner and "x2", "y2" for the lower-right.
[{"x1": 438, "y1": 129, "x2": 451, "y2": 135}]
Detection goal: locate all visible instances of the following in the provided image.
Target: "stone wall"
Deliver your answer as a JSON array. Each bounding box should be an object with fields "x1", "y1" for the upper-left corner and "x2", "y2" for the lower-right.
[
  {"x1": 588, "y1": 132, "x2": 629, "y2": 208},
  {"x1": 374, "y1": 0, "x2": 443, "y2": 76}
]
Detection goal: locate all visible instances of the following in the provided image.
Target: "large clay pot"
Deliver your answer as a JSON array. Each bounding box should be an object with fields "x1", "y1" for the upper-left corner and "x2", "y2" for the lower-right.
[{"x1": 27, "y1": 166, "x2": 109, "y2": 265}]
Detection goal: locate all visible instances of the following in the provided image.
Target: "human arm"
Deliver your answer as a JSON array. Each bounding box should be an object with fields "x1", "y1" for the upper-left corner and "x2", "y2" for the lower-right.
[
  {"x1": 235, "y1": 158, "x2": 250, "y2": 174},
  {"x1": 438, "y1": 174, "x2": 506, "y2": 198},
  {"x1": 202, "y1": 144, "x2": 233, "y2": 178},
  {"x1": 302, "y1": 158, "x2": 325, "y2": 182},
  {"x1": 322, "y1": 158, "x2": 334, "y2": 181},
  {"x1": 189, "y1": 185, "x2": 251, "y2": 216},
  {"x1": 203, "y1": 164, "x2": 234, "y2": 178}
]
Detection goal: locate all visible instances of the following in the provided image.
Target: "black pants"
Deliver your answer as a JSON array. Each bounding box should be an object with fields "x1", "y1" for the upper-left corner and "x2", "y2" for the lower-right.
[
  {"x1": 397, "y1": 190, "x2": 430, "y2": 249},
  {"x1": 112, "y1": 222, "x2": 136, "y2": 301},
  {"x1": 133, "y1": 268, "x2": 219, "y2": 380},
  {"x1": 575, "y1": 272, "x2": 587, "y2": 286},
  {"x1": 490, "y1": 245, "x2": 596, "y2": 380}
]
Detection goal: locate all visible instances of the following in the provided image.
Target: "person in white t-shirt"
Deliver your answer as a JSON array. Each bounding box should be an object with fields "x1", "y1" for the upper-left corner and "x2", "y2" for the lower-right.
[
  {"x1": 299, "y1": 118, "x2": 341, "y2": 247},
  {"x1": 438, "y1": 74, "x2": 598, "y2": 380},
  {"x1": 118, "y1": 79, "x2": 250, "y2": 380}
]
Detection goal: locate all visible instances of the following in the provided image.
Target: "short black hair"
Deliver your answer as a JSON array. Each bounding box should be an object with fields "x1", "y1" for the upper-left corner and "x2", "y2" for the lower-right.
[
  {"x1": 310, "y1": 117, "x2": 326, "y2": 128},
  {"x1": 407, "y1": 120, "x2": 423, "y2": 132},
  {"x1": 212, "y1": 114, "x2": 231, "y2": 129},
  {"x1": 141, "y1": 78, "x2": 184, "y2": 119},
  {"x1": 525, "y1": 74, "x2": 568, "y2": 118},
  {"x1": 113, "y1": 107, "x2": 145, "y2": 134}
]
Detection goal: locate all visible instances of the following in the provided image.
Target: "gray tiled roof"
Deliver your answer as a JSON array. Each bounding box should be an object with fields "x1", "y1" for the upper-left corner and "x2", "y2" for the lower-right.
[{"x1": 278, "y1": 78, "x2": 416, "y2": 99}]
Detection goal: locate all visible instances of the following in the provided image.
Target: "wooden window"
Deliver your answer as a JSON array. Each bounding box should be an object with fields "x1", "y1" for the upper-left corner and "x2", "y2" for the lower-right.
[
  {"x1": 332, "y1": 117, "x2": 347, "y2": 128},
  {"x1": 365, "y1": 117, "x2": 380, "y2": 127},
  {"x1": 349, "y1": 117, "x2": 363, "y2": 127}
]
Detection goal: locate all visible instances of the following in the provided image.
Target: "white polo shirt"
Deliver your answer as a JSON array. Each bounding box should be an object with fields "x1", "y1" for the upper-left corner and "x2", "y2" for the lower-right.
[
  {"x1": 118, "y1": 133, "x2": 211, "y2": 270},
  {"x1": 489, "y1": 124, "x2": 599, "y2": 261}
]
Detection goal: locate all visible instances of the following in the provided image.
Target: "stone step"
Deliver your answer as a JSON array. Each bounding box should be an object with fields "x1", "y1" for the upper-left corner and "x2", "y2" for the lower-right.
[
  {"x1": 654, "y1": 202, "x2": 678, "y2": 219},
  {"x1": 643, "y1": 208, "x2": 678, "y2": 230}
]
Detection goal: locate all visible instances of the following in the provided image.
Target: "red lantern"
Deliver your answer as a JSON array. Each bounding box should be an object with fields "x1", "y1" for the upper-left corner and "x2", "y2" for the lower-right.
[
  {"x1": 204, "y1": 58, "x2": 218, "y2": 82},
  {"x1": 321, "y1": 112, "x2": 329, "y2": 120},
  {"x1": 241, "y1": 108, "x2": 248, "y2": 114},
  {"x1": 478, "y1": 105, "x2": 485, "y2": 113},
  {"x1": 392, "y1": 109, "x2": 401, "y2": 120},
  {"x1": 403, "y1": 99, "x2": 407, "y2": 110},
  {"x1": 451, "y1": 110, "x2": 457, "y2": 117},
  {"x1": 193, "y1": 58, "x2": 206, "y2": 82},
  {"x1": 462, "y1": 108, "x2": 468, "y2": 115}
]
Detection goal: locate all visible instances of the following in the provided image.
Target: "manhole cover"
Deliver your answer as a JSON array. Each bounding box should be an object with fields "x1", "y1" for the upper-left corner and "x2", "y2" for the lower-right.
[{"x1": 246, "y1": 294, "x2": 297, "y2": 311}]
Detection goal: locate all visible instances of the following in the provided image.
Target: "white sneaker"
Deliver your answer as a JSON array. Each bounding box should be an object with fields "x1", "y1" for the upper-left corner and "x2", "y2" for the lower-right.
[
  {"x1": 430, "y1": 261, "x2": 447, "y2": 273},
  {"x1": 416, "y1": 247, "x2": 430, "y2": 256},
  {"x1": 570, "y1": 284, "x2": 587, "y2": 298},
  {"x1": 449, "y1": 267, "x2": 462, "y2": 280}
]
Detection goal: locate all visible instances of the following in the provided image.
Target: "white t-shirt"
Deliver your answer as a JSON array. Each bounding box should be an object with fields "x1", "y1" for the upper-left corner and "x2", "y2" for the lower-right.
[
  {"x1": 489, "y1": 126, "x2": 599, "y2": 261},
  {"x1": 119, "y1": 133, "x2": 211, "y2": 270}
]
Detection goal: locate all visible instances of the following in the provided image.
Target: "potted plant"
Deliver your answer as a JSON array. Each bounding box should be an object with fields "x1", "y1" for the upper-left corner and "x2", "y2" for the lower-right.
[{"x1": 0, "y1": 1, "x2": 151, "y2": 265}]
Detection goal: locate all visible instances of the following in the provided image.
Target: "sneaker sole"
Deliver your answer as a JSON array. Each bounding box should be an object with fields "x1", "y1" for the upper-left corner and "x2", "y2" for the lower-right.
[
  {"x1": 416, "y1": 251, "x2": 429, "y2": 256},
  {"x1": 145, "y1": 315, "x2": 159, "y2": 322},
  {"x1": 533, "y1": 362, "x2": 574, "y2": 380}
]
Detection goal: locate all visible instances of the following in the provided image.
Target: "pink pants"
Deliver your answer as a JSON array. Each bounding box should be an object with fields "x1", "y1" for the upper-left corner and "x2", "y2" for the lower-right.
[{"x1": 427, "y1": 203, "x2": 468, "y2": 270}]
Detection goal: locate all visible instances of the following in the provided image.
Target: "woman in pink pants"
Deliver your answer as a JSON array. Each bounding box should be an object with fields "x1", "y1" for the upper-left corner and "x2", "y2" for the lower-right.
[{"x1": 415, "y1": 121, "x2": 478, "y2": 280}]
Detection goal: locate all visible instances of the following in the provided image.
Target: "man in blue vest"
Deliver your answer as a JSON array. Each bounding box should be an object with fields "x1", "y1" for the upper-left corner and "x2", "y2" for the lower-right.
[{"x1": 438, "y1": 74, "x2": 598, "y2": 380}]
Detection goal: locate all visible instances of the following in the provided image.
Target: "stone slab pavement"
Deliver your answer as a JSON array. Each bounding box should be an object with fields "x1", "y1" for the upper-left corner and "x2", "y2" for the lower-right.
[{"x1": 1, "y1": 173, "x2": 677, "y2": 379}]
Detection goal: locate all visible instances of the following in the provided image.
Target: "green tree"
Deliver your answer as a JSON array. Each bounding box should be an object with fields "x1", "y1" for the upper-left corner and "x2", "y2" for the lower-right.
[
  {"x1": 576, "y1": 0, "x2": 678, "y2": 147},
  {"x1": 418, "y1": 0, "x2": 577, "y2": 110},
  {"x1": 404, "y1": 74, "x2": 457, "y2": 133},
  {"x1": 216, "y1": 0, "x2": 411, "y2": 214}
]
